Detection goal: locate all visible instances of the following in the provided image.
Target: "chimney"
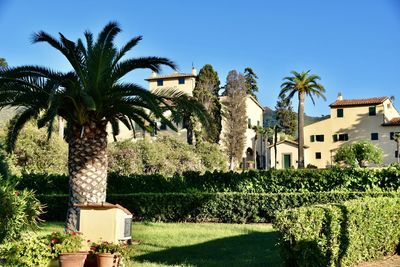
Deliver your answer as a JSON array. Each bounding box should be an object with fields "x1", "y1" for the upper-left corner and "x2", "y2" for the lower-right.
[
  {"x1": 337, "y1": 92, "x2": 343, "y2": 101},
  {"x1": 151, "y1": 71, "x2": 157, "y2": 78},
  {"x1": 192, "y1": 66, "x2": 197, "y2": 76}
]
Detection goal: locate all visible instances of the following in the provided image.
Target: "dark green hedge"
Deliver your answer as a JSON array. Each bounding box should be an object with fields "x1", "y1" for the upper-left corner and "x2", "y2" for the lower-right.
[
  {"x1": 16, "y1": 165, "x2": 400, "y2": 194},
  {"x1": 38, "y1": 191, "x2": 400, "y2": 223},
  {"x1": 274, "y1": 197, "x2": 400, "y2": 267}
]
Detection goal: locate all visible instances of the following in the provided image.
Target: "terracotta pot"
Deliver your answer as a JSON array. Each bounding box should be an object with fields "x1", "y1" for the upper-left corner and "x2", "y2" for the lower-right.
[
  {"x1": 59, "y1": 252, "x2": 88, "y2": 267},
  {"x1": 96, "y1": 253, "x2": 120, "y2": 267}
]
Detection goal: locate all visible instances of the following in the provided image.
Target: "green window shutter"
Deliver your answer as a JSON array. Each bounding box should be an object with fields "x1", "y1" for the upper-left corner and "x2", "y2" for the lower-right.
[{"x1": 337, "y1": 108, "x2": 344, "y2": 118}]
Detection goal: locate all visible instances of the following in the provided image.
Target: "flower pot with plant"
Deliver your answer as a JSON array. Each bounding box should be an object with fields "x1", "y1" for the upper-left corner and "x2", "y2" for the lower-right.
[
  {"x1": 47, "y1": 231, "x2": 88, "y2": 267},
  {"x1": 90, "y1": 241, "x2": 125, "y2": 267}
]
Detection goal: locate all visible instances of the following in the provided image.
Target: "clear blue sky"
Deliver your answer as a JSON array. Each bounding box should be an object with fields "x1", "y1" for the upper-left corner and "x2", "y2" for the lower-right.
[{"x1": 1, "y1": 0, "x2": 400, "y2": 116}]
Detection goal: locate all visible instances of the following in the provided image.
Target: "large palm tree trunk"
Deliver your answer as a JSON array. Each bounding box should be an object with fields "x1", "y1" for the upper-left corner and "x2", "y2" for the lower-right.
[
  {"x1": 65, "y1": 120, "x2": 108, "y2": 231},
  {"x1": 298, "y1": 92, "x2": 305, "y2": 168}
]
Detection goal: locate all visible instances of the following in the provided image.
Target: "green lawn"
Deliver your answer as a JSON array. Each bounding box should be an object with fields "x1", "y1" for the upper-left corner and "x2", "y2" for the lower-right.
[{"x1": 40, "y1": 222, "x2": 282, "y2": 267}]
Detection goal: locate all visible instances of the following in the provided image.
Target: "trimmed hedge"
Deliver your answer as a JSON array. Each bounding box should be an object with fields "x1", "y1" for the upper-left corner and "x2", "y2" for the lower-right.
[
  {"x1": 16, "y1": 165, "x2": 400, "y2": 194},
  {"x1": 37, "y1": 191, "x2": 400, "y2": 223},
  {"x1": 274, "y1": 197, "x2": 400, "y2": 267}
]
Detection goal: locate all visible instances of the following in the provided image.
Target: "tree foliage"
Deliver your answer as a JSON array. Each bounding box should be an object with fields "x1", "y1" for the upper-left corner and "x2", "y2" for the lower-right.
[
  {"x1": 222, "y1": 70, "x2": 247, "y2": 170},
  {"x1": 107, "y1": 136, "x2": 227, "y2": 176},
  {"x1": 334, "y1": 140, "x2": 383, "y2": 167},
  {"x1": 243, "y1": 67, "x2": 258, "y2": 99},
  {"x1": 192, "y1": 64, "x2": 222, "y2": 144},
  {"x1": 0, "y1": 120, "x2": 67, "y2": 176},
  {"x1": 280, "y1": 70, "x2": 326, "y2": 168},
  {"x1": 0, "y1": 58, "x2": 7, "y2": 68},
  {"x1": 275, "y1": 93, "x2": 296, "y2": 137}
]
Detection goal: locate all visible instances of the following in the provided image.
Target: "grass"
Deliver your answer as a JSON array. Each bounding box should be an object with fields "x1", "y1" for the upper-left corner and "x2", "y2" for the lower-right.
[{"x1": 39, "y1": 222, "x2": 281, "y2": 267}]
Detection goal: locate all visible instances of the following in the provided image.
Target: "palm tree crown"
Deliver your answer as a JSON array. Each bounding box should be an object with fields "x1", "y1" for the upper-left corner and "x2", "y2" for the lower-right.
[
  {"x1": 0, "y1": 22, "x2": 208, "y2": 151},
  {"x1": 279, "y1": 70, "x2": 326, "y2": 168}
]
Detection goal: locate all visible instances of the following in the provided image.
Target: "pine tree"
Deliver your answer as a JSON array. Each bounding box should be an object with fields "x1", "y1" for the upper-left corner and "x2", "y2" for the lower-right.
[
  {"x1": 222, "y1": 70, "x2": 247, "y2": 170},
  {"x1": 244, "y1": 67, "x2": 258, "y2": 99},
  {"x1": 275, "y1": 93, "x2": 296, "y2": 137},
  {"x1": 193, "y1": 64, "x2": 222, "y2": 143}
]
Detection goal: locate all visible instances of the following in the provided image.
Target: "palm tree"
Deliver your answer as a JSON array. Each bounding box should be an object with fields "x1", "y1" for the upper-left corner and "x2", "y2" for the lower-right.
[
  {"x1": 0, "y1": 22, "x2": 209, "y2": 231},
  {"x1": 394, "y1": 133, "x2": 400, "y2": 164},
  {"x1": 279, "y1": 70, "x2": 326, "y2": 168}
]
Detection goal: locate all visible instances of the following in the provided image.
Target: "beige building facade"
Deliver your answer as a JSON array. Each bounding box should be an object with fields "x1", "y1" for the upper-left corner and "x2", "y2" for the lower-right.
[
  {"x1": 303, "y1": 95, "x2": 400, "y2": 168},
  {"x1": 268, "y1": 140, "x2": 308, "y2": 169},
  {"x1": 111, "y1": 68, "x2": 266, "y2": 169}
]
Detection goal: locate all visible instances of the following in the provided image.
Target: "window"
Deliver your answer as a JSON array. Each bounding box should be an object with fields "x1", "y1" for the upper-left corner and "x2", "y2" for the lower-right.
[
  {"x1": 257, "y1": 120, "x2": 260, "y2": 126},
  {"x1": 316, "y1": 135, "x2": 324, "y2": 142},
  {"x1": 160, "y1": 121, "x2": 167, "y2": 130},
  {"x1": 310, "y1": 135, "x2": 315, "y2": 142},
  {"x1": 396, "y1": 151, "x2": 399, "y2": 158},
  {"x1": 333, "y1": 134, "x2": 338, "y2": 142},
  {"x1": 371, "y1": 133, "x2": 379, "y2": 140},
  {"x1": 338, "y1": 133, "x2": 349, "y2": 141},
  {"x1": 157, "y1": 80, "x2": 163, "y2": 86},
  {"x1": 337, "y1": 108, "x2": 344, "y2": 118},
  {"x1": 178, "y1": 78, "x2": 185, "y2": 84},
  {"x1": 315, "y1": 152, "x2": 322, "y2": 159},
  {"x1": 248, "y1": 118, "x2": 252, "y2": 129},
  {"x1": 369, "y1": 106, "x2": 376, "y2": 116},
  {"x1": 390, "y1": 132, "x2": 400, "y2": 140}
]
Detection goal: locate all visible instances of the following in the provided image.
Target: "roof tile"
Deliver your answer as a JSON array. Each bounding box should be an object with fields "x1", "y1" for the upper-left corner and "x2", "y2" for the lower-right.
[{"x1": 330, "y1": 97, "x2": 388, "y2": 107}]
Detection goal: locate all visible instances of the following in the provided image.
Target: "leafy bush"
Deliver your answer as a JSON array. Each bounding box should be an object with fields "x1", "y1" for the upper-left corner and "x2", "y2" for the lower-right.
[
  {"x1": 19, "y1": 165, "x2": 400, "y2": 195},
  {"x1": 0, "y1": 181, "x2": 43, "y2": 243},
  {"x1": 334, "y1": 140, "x2": 383, "y2": 167},
  {"x1": 0, "y1": 233, "x2": 52, "y2": 267},
  {"x1": 274, "y1": 197, "x2": 400, "y2": 267},
  {"x1": 37, "y1": 192, "x2": 399, "y2": 223},
  {"x1": 0, "y1": 120, "x2": 68, "y2": 176},
  {"x1": 108, "y1": 137, "x2": 226, "y2": 176}
]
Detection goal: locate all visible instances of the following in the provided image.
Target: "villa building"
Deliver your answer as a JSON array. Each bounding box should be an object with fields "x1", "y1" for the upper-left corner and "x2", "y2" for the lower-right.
[
  {"x1": 270, "y1": 94, "x2": 400, "y2": 169},
  {"x1": 112, "y1": 68, "x2": 266, "y2": 168}
]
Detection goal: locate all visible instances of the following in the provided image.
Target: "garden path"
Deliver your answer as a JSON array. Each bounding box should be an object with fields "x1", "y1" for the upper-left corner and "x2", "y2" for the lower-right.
[{"x1": 355, "y1": 255, "x2": 400, "y2": 267}]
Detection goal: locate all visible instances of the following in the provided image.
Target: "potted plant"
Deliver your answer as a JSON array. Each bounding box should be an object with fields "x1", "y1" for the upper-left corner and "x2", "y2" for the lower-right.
[
  {"x1": 47, "y1": 231, "x2": 88, "y2": 267},
  {"x1": 90, "y1": 241, "x2": 125, "y2": 267}
]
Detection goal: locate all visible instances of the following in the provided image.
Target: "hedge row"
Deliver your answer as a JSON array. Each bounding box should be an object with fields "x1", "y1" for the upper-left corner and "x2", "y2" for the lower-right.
[
  {"x1": 16, "y1": 164, "x2": 400, "y2": 194},
  {"x1": 274, "y1": 197, "x2": 400, "y2": 267},
  {"x1": 37, "y1": 191, "x2": 400, "y2": 223}
]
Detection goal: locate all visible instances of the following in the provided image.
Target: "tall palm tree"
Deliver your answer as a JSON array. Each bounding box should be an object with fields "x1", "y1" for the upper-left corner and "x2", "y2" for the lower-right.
[
  {"x1": 279, "y1": 70, "x2": 325, "y2": 168},
  {"x1": 0, "y1": 22, "x2": 209, "y2": 230},
  {"x1": 394, "y1": 133, "x2": 400, "y2": 164}
]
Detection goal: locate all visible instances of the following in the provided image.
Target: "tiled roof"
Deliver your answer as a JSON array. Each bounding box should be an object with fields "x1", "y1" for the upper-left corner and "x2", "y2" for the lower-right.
[
  {"x1": 329, "y1": 97, "x2": 388, "y2": 107},
  {"x1": 145, "y1": 72, "x2": 196, "y2": 81},
  {"x1": 267, "y1": 140, "x2": 309, "y2": 149},
  {"x1": 382, "y1": 117, "x2": 400, "y2": 126}
]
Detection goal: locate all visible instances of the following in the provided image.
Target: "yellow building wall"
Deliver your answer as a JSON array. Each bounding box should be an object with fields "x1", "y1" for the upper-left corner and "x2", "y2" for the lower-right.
[
  {"x1": 304, "y1": 100, "x2": 400, "y2": 168},
  {"x1": 269, "y1": 142, "x2": 302, "y2": 169},
  {"x1": 149, "y1": 76, "x2": 196, "y2": 96}
]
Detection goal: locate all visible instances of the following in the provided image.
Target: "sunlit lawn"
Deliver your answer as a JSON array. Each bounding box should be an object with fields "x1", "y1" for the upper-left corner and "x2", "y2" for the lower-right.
[{"x1": 40, "y1": 222, "x2": 282, "y2": 267}]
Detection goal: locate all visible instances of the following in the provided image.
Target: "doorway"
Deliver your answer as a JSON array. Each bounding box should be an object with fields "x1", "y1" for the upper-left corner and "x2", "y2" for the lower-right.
[{"x1": 283, "y1": 154, "x2": 291, "y2": 169}]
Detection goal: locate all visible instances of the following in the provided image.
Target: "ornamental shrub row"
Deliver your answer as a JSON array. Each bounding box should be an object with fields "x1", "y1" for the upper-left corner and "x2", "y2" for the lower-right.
[
  {"x1": 37, "y1": 191, "x2": 400, "y2": 223},
  {"x1": 273, "y1": 197, "x2": 400, "y2": 267},
  {"x1": 18, "y1": 164, "x2": 400, "y2": 194}
]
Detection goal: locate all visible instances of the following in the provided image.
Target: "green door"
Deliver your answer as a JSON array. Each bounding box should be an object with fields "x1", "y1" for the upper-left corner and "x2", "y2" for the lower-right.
[{"x1": 283, "y1": 154, "x2": 291, "y2": 169}]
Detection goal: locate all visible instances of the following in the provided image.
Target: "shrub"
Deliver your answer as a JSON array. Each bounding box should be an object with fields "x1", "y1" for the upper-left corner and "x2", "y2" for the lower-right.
[
  {"x1": 18, "y1": 165, "x2": 400, "y2": 195},
  {"x1": 37, "y1": 192, "x2": 400, "y2": 223},
  {"x1": 107, "y1": 137, "x2": 227, "y2": 176},
  {"x1": 274, "y1": 197, "x2": 400, "y2": 267},
  {"x1": 0, "y1": 120, "x2": 67, "y2": 176},
  {"x1": 334, "y1": 140, "x2": 383, "y2": 167},
  {"x1": 0, "y1": 181, "x2": 43, "y2": 243},
  {"x1": 0, "y1": 234, "x2": 52, "y2": 267}
]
